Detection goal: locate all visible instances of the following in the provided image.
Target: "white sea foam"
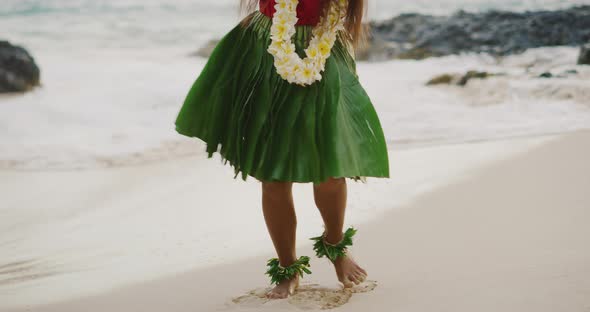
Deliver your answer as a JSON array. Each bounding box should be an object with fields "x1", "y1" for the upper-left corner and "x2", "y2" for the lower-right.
[
  {"x1": 1, "y1": 0, "x2": 590, "y2": 169},
  {"x1": 1, "y1": 46, "x2": 589, "y2": 170}
]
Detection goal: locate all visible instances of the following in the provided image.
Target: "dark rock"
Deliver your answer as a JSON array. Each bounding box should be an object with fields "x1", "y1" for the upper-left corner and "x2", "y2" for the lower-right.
[
  {"x1": 536, "y1": 70, "x2": 580, "y2": 78},
  {"x1": 427, "y1": 71, "x2": 497, "y2": 86},
  {"x1": 397, "y1": 48, "x2": 440, "y2": 60},
  {"x1": 458, "y1": 71, "x2": 490, "y2": 86},
  {"x1": 0, "y1": 41, "x2": 40, "y2": 93},
  {"x1": 578, "y1": 43, "x2": 590, "y2": 65},
  {"x1": 355, "y1": 35, "x2": 400, "y2": 61},
  {"x1": 539, "y1": 72, "x2": 553, "y2": 78},
  {"x1": 367, "y1": 5, "x2": 590, "y2": 60},
  {"x1": 426, "y1": 74, "x2": 456, "y2": 85}
]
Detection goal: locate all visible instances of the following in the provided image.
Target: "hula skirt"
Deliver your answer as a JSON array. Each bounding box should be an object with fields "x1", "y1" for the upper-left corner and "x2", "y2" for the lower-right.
[{"x1": 175, "y1": 11, "x2": 390, "y2": 185}]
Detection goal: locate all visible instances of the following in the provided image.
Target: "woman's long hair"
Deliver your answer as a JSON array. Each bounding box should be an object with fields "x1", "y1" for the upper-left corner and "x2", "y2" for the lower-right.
[{"x1": 239, "y1": 0, "x2": 367, "y2": 48}]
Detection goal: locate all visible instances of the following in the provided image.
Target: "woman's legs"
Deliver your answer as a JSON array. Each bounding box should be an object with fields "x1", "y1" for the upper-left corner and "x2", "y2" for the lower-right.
[
  {"x1": 260, "y1": 177, "x2": 367, "y2": 299},
  {"x1": 313, "y1": 177, "x2": 367, "y2": 287},
  {"x1": 261, "y1": 180, "x2": 299, "y2": 298}
]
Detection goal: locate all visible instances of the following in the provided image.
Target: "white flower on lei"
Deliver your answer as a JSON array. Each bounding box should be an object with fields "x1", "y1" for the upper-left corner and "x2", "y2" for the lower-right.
[{"x1": 267, "y1": 0, "x2": 348, "y2": 86}]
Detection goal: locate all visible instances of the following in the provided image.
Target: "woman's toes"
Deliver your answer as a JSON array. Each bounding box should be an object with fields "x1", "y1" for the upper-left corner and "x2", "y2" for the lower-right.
[
  {"x1": 349, "y1": 274, "x2": 361, "y2": 285},
  {"x1": 356, "y1": 266, "x2": 367, "y2": 276},
  {"x1": 266, "y1": 275, "x2": 300, "y2": 299},
  {"x1": 355, "y1": 272, "x2": 366, "y2": 283},
  {"x1": 361, "y1": 272, "x2": 368, "y2": 282},
  {"x1": 342, "y1": 277, "x2": 355, "y2": 288}
]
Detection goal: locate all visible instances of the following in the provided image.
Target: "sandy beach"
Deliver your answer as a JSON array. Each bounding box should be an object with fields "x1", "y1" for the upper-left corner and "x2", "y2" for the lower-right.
[{"x1": 2, "y1": 130, "x2": 588, "y2": 311}]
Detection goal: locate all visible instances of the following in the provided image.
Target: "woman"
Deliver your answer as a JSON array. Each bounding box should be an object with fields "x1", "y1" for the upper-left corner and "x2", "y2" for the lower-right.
[{"x1": 174, "y1": 0, "x2": 390, "y2": 299}]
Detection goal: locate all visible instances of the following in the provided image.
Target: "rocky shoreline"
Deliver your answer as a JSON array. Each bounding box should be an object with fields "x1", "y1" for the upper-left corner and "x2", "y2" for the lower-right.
[
  {"x1": 359, "y1": 5, "x2": 590, "y2": 61},
  {"x1": 2, "y1": 6, "x2": 589, "y2": 95},
  {"x1": 189, "y1": 6, "x2": 590, "y2": 64}
]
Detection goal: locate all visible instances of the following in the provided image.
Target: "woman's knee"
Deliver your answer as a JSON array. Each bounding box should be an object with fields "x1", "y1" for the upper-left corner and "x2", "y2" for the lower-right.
[
  {"x1": 261, "y1": 180, "x2": 293, "y2": 195},
  {"x1": 313, "y1": 177, "x2": 346, "y2": 192}
]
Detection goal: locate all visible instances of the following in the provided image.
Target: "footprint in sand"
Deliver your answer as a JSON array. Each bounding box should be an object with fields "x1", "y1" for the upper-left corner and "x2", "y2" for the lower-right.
[{"x1": 230, "y1": 280, "x2": 377, "y2": 310}]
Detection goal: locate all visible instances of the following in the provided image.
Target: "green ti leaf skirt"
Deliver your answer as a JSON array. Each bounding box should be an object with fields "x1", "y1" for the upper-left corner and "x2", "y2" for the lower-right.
[{"x1": 174, "y1": 11, "x2": 390, "y2": 185}]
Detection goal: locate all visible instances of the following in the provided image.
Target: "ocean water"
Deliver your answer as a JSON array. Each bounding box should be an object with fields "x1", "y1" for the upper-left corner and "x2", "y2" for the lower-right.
[
  {"x1": 0, "y1": 0, "x2": 590, "y2": 169},
  {"x1": 2, "y1": 0, "x2": 590, "y2": 52}
]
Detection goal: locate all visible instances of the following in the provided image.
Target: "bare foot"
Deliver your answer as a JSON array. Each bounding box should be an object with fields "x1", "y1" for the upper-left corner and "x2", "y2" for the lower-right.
[
  {"x1": 265, "y1": 275, "x2": 300, "y2": 299},
  {"x1": 333, "y1": 252, "x2": 367, "y2": 288}
]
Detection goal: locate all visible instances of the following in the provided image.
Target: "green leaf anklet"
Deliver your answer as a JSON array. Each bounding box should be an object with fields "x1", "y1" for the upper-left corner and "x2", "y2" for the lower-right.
[
  {"x1": 310, "y1": 227, "x2": 357, "y2": 262},
  {"x1": 265, "y1": 256, "x2": 312, "y2": 285}
]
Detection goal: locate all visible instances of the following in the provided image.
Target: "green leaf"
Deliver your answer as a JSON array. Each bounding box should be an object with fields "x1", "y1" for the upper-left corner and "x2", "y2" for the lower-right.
[
  {"x1": 310, "y1": 227, "x2": 357, "y2": 262},
  {"x1": 265, "y1": 255, "x2": 313, "y2": 285}
]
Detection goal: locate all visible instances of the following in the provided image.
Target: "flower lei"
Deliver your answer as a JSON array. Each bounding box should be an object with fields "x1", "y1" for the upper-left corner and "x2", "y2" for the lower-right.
[{"x1": 268, "y1": 0, "x2": 348, "y2": 86}]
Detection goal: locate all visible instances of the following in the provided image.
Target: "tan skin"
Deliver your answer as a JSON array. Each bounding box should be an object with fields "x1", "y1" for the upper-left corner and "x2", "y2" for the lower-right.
[{"x1": 260, "y1": 177, "x2": 368, "y2": 299}]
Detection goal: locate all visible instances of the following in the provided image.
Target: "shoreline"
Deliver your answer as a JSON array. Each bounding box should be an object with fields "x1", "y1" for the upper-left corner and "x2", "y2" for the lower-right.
[
  {"x1": 6, "y1": 129, "x2": 588, "y2": 312},
  {"x1": 2, "y1": 131, "x2": 586, "y2": 310},
  {"x1": 0, "y1": 128, "x2": 576, "y2": 173}
]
